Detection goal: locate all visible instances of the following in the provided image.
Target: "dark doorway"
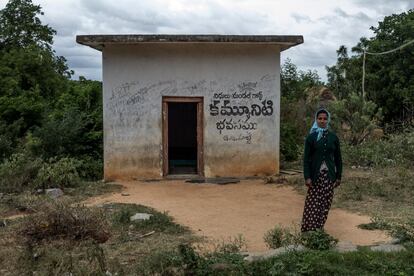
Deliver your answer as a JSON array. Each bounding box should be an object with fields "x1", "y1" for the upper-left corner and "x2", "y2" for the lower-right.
[
  {"x1": 162, "y1": 97, "x2": 203, "y2": 176},
  {"x1": 168, "y1": 102, "x2": 197, "y2": 174}
]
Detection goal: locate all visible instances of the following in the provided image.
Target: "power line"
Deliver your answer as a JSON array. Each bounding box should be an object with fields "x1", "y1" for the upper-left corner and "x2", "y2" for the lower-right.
[{"x1": 362, "y1": 38, "x2": 414, "y2": 101}]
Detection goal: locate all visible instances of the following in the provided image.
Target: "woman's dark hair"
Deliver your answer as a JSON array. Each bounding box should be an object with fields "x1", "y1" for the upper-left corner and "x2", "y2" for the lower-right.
[{"x1": 316, "y1": 109, "x2": 329, "y2": 117}]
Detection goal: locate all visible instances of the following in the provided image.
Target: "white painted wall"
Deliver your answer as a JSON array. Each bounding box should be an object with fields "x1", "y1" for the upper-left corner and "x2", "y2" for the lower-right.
[{"x1": 103, "y1": 43, "x2": 280, "y2": 179}]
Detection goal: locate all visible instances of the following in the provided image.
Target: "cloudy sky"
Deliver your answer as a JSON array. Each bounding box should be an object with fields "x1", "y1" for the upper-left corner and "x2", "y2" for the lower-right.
[{"x1": 1, "y1": 0, "x2": 413, "y2": 81}]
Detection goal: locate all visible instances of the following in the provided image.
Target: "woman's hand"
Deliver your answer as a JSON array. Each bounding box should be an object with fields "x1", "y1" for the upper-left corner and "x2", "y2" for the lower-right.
[{"x1": 305, "y1": 178, "x2": 312, "y2": 188}]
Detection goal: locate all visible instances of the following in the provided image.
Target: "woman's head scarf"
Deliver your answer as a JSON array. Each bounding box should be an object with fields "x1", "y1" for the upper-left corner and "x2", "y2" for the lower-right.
[{"x1": 309, "y1": 108, "x2": 331, "y2": 141}]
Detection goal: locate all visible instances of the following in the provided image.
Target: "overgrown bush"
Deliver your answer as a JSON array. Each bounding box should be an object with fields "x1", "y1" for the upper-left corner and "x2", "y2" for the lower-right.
[
  {"x1": 34, "y1": 157, "x2": 81, "y2": 189},
  {"x1": 329, "y1": 93, "x2": 382, "y2": 145},
  {"x1": 300, "y1": 229, "x2": 338, "y2": 250},
  {"x1": 342, "y1": 130, "x2": 414, "y2": 167},
  {"x1": 280, "y1": 123, "x2": 301, "y2": 162},
  {"x1": 264, "y1": 225, "x2": 298, "y2": 249},
  {"x1": 264, "y1": 225, "x2": 337, "y2": 250},
  {"x1": 389, "y1": 219, "x2": 414, "y2": 243},
  {"x1": 77, "y1": 155, "x2": 103, "y2": 180},
  {"x1": 19, "y1": 201, "x2": 110, "y2": 244},
  {"x1": 0, "y1": 152, "x2": 43, "y2": 193}
]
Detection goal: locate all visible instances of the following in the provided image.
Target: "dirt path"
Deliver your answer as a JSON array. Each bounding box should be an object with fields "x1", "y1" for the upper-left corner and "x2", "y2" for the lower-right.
[{"x1": 85, "y1": 179, "x2": 391, "y2": 252}]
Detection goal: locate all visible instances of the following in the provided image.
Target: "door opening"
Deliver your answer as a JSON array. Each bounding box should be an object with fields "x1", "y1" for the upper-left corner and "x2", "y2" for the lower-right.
[
  {"x1": 168, "y1": 102, "x2": 197, "y2": 174},
  {"x1": 162, "y1": 97, "x2": 203, "y2": 176}
]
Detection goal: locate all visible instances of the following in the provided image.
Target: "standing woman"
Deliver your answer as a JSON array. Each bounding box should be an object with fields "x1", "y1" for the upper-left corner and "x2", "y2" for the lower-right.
[{"x1": 301, "y1": 108, "x2": 342, "y2": 232}]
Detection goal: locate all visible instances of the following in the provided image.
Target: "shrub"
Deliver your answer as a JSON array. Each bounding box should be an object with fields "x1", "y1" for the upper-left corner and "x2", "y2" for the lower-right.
[
  {"x1": 0, "y1": 152, "x2": 43, "y2": 193},
  {"x1": 389, "y1": 219, "x2": 414, "y2": 243},
  {"x1": 264, "y1": 225, "x2": 338, "y2": 250},
  {"x1": 342, "y1": 130, "x2": 414, "y2": 167},
  {"x1": 329, "y1": 93, "x2": 382, "y2": 145},
  {"x1": 77, "y1": 155, "x2": 103, "y2": 181},
  {"x1": 214, "y1": 235, "x2": 246, "y2": 254},
  {"x1": 19, "y1": 201, "x2": 110, "y2": 244},
  {"x1": 358, "y1": 216, "x2": 391, "y2": 231},
  {"x1": 264, "y1": 225, "x2": 298, "y2": 249},
  {"x1": 280, "y1": 123, "x2": 301, "y2": 162},
  {"x1": 301, "y1": 229, "x2": 338, "y2": 250},
  {"x1": 34, "y1": 157, "x2": 81, "y2": 189}
]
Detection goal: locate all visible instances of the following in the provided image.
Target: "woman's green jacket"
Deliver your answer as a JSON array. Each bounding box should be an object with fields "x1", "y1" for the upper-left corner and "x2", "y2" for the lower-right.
[{"x1": 303, "y1": 131, "x2": 342, "y2": 183}]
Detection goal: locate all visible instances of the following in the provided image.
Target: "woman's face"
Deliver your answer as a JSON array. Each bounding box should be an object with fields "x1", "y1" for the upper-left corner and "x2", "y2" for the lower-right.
[{"x1": 317, "y1": 112, "x2": 328, "y2": 129}]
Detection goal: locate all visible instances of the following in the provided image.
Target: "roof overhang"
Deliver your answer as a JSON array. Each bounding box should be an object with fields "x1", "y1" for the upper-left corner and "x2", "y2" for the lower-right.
[{"x1": 76, "y1": 34, "x2": 303, "y2": 52}]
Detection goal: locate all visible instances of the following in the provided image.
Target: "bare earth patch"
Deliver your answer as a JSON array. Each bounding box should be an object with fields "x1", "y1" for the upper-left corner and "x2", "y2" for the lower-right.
[{"x1": 85, "y1": 179, "x2": 391, "y2": 251}]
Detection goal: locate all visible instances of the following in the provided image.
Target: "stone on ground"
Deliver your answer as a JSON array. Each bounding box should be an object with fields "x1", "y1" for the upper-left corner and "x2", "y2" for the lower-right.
[
  {"x1": 45, "y1": 188, "x2": 63, "y2": 199},
  {"x1": 370, "y1": 244, "x2": 406, "y2": 252},
  {"x1": 130, "y1": 213, "x2": 153, "y2": 222},
  {"x1": 244, "y1": 245, "x2": 305, "y2": 262},
  {"x1": 335, "y1": 241, "x2": 358, "y2": 252}
]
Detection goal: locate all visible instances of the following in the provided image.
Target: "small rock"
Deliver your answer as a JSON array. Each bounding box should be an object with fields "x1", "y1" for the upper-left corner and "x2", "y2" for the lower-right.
[
  {"x1": 128, "y1": 224, "x2": 134, "y2": 230},
  {"x1": 370, "y1": 244, "x2": 406, "y2": 252},
  {"x1": 244, "y1": 244, "x2": 305, "y2": 262},
  {"x1": 389, "y1": 238, "x2": 402, "y2": 245},
  {"x1": 36, "y1": 189, "x2": 44, "y2": 194},
  {"x1": 121, "y1": 193, "x2": 130, "y2": 196},
  {"x1": 45, "y1": 188, "x2": 63, "y2": 199},
  {"x1": 351, "y1": 166, "x2": 356, "y2": 169},
  {"x1": 335, "y1": 241, "x2": 358, "y2": 253},
  {"x1": 130, "y1": 213, "x2": 153, "y2": 222}
]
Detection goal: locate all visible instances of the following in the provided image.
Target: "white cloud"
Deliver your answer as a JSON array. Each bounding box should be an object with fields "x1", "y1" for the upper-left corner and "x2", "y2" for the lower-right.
[{"x1": 1, "y1": 0, "x2": 412, "y2": 81}]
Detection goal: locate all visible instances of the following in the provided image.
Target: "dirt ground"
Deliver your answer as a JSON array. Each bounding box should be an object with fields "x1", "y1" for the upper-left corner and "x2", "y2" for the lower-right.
[{"x1": 85, "y1": 179, "x2": 391, "y2": 252}]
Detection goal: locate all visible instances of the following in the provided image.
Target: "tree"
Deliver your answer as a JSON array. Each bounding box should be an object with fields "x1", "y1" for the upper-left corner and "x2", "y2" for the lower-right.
[
  {"x1": 0, "y1": 0, "x2": 55, "y2": 50},
  {"x1": 0, "y1": 0, "x2": 73, "y2": 156},
  {"x1": 327, "y1": 9, "x2": 414, "y2": 126},
  {"x1": 281, "y1": 58, "x2": 322, "y2": 100}
]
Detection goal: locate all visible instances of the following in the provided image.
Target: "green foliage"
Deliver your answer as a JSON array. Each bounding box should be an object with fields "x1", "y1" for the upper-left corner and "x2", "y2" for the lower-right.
[
  {"x1": 342, "y1": 130, "x2": 414, "y2": 167},
  {"x1": 280, "y1": 59, "x2": 322, "y2": 162},
  {"x1": 0, "y1": 1, "x2": 103, "y2": 180},
  {"x1": 34, "y1": 157, "x2": 81, "y2": 189},
  {"x1": 264, "y1": 225, "x2": 337, "y2": 251},
  {"x1": 0, "y1": 151, "x2": 42, "y2": 193},
  {"x1": 389, "y1": 219, "x2": 414, "y2": 243},
  {"x1": 281, "y1": 58, "x2": 322, "y2": 101},
  {"x1": 358, "y1": 216, "x2": 391, "y2": 231},
  {"x1": 327, "y1": 10, "x2": 414, "y2": 125},
  {"x1": 110, "y1": 203, "x2": 187, "y2": 234},
  {"x1": 329, "y1": 93, "x2": 382, "y2": 145},
  {"x1": 280, "y1": 121, "x2": 301, "y2": 162},
  {"x1": 264, "y1": 225, "x2": 298, "y2": 249},
  {"x1": 301, "y1": 229, "x2": 338, "y2": 250},
  {"x1": 248, "y1": 248, "x2": 414, "y2": 275},
  {"x1": 0, "y1": 0, "x2": 55, "y2": 49}
]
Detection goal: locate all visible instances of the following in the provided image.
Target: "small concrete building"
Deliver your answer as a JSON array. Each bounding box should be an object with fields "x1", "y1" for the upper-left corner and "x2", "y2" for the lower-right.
[{"x1": 77, "y1": 35, "x2": 303, "y2": 180}]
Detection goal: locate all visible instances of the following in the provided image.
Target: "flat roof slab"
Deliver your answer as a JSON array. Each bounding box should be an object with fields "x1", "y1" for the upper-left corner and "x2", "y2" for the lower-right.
[{"x1": 76, "y1": 34, "x2": 303, "y2": 51}]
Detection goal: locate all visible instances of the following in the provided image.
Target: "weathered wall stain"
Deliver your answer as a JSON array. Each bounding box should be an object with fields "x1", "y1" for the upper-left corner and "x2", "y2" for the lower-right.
[{"x1": 103, "y1": 43, "x2": 280, "y2": 179}]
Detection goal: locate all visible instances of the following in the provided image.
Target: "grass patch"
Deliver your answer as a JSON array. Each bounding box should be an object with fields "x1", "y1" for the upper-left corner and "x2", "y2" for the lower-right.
[
  {"x1": 0, "y1": 182, "x2": 121, "y2": 218},
  {"x1": 19, "y1": 201, "x2": 110, "y2": 244},
  {"x1": 109, "y1": 203, "x2": 187, "y2": 234},
  {"x1": 0, "y1": 202, "x2": 196, "y2": 275},
  {"x1": 248, "y1": 247, "x2": 414, "y2": 275},
  {"x1": 264, "y1": 225, "x2": 337, "y2": 250}
]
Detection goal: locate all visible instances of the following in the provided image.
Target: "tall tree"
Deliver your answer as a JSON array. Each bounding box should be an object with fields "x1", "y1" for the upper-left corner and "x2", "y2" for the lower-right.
[
  {"x1": 0, "y1": 0, "x2": 71, "y2": 156},
  {"x1": 0, "y1": 0, "x2": 55, "y2": 50},
  {"x1": 327, "y1": 9, "x2": 414, "y2": 125}
]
